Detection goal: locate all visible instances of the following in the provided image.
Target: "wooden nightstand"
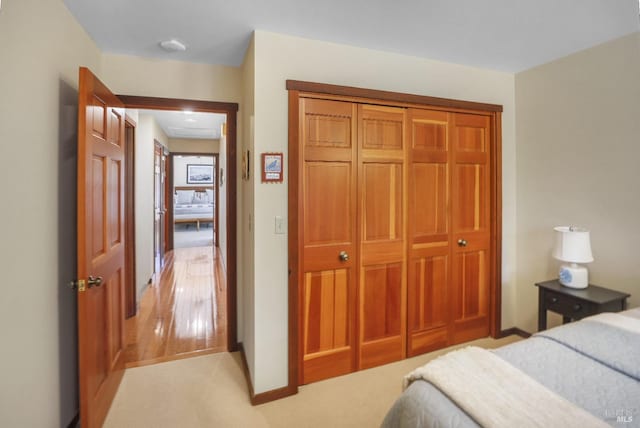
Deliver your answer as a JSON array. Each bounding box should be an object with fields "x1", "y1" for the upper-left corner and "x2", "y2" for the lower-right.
[{"x1": 535, "y1": 279, "x2": 630, "y2": 331}]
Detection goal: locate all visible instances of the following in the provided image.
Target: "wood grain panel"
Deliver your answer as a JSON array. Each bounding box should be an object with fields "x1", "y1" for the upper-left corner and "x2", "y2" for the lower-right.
[
  {"x1": 92, "y1": 156, "x2": 106, "y2": 258},
  {"x1": 304, "y1": 162, "x2": 352, "y2": 245},
  {"x1": 91, "y1": 96, "x2": 106, "y2": 139},
  {"x1": 411, "y1": 164, "x2": 448, "y2": 240},
  {"x1": 303, "y1": 269, "x2": 349, "y2": 354},
  {"x1": 109, "y1": 159, "x2": 121, "y2": 248},
  {"x1": 362, "y1": 118, "x2": 403, "y2": 149},
  {"x1": 361, "y1": 264, "x2": 402, "y2": 341},
  {"x1": 363, "y1": 163, "x2": 401, "y2": 241},
  {"x1": 109, "y1": 108, "x2": 123, "y2": 147},
  {"x1": 412, "y1": 121, "x2": 447, "y2": 151},
  {"x1": 88, "y1": 284, "x2": 107, "y2": 395},
  {"x1": 455, "y1": 164, "x2": 487, "y2": 232}
]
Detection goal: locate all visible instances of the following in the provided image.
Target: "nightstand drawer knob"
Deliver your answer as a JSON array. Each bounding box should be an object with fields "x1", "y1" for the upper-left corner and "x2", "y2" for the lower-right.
[
  {"x1": 550, "y1": 297, "x2": 558, "y2": 303},
  {"x1": 573, "y1": 304, "x2": 582, "y2": 311}
]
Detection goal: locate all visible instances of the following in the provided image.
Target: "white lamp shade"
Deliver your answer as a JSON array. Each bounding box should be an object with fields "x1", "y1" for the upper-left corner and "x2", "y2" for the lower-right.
[{"x1": 552, "y1": 226, "x2": 594, "y2": 263}]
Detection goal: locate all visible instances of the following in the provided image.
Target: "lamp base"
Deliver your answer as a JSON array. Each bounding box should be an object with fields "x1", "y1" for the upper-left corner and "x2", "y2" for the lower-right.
[{"x1": 558, "y1": 263, "x2": 588, "y2": 289}]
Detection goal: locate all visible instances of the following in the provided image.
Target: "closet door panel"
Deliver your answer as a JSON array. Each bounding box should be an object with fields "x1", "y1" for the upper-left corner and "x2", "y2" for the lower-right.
[
  {"x1": 451, "y1": 113, "x2": 491, "y2": 344},
  {"x1": 358, "y1": 105, "x2": 407, "y2": 369},
  {"x1": 300, "y1": 98, "x2": 357, "y2": 384},
  {"x1": 407, "y1": 109, "x2": 452, "y2": 355}
]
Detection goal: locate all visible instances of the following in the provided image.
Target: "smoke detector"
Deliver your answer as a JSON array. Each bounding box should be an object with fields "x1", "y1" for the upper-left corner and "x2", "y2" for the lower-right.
[{"x1": 159, "y1": 39, "x2": 187, "y2": 52}]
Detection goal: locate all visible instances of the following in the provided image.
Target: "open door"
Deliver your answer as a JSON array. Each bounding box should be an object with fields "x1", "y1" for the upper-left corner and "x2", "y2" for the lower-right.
[{"x1": 76, "y1": 67, "x2": 126, "y2": 428}]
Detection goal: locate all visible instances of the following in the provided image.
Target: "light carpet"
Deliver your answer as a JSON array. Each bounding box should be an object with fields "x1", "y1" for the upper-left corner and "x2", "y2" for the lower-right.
[{"x1": 104, "y1": 335, "x2": 520, "y2": 428}]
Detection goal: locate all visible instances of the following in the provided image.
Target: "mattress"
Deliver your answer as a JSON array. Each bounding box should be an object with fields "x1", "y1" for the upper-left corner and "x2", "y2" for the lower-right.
[{"x1": 382, "y1": 309, "x2": 640, "y2": 428}]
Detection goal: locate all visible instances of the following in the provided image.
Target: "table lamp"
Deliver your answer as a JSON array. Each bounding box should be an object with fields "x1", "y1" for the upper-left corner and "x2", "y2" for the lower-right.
[{"x1": 552, "y1": 226, "x2": 594, "y2": 289}]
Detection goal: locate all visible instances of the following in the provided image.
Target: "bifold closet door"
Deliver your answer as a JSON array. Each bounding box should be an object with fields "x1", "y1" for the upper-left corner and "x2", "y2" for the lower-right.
[
  {"x1": 450, "y1": 113, "x2": 491, "y2": 344},
  {"x1": 299, "y1": 98, "x2": 358, "y2": 384},
  {"x1": 357, "y1": 105, "x2": 407, "y2": 369},
  {"x1": 407, "y1": 109, "x2": 452, "y2": 356}
]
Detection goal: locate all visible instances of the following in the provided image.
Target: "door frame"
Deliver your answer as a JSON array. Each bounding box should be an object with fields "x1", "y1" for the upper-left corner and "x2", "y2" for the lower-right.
[
  {"x1": 119, "y1": 95, "x2": 239, "y2": 351},
  {"x1": 286, "y1": 80, "x2": 503, "y2": 391},
  {"x1": 168, "y1": 152, "x2": 220, "y2": 249},
  {"x1": 124, "y1": 115, "x2": 137, "y2": 318}
]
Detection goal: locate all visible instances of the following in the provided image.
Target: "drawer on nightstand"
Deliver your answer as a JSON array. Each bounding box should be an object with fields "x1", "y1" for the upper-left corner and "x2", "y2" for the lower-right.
[{"x1": 544, "y1": 291, "x2": 595, "y2": 319}]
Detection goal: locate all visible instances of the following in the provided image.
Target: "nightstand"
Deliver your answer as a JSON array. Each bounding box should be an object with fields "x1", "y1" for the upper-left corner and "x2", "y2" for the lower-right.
[{"x1": 535, "y1": 279, "x2": 630, "y2": 331}]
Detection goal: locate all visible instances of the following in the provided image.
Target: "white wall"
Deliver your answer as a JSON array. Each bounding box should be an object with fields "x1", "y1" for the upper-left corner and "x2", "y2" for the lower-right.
[
  {"x1": 0, "y1": 0, "x2": 102, "y2": 426},
  {"x1": 134, "y1": 114, "x2": 169, "y2": 300},
  {"x1": 515, "y1": 32, "x2": 640, "y2": 332},
  {"x1": 247, "y1": 30, "x2": 517, "y2": 394}
]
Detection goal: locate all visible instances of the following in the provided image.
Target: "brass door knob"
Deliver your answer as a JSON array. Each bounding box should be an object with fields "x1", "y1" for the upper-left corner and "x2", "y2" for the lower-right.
[
  {"x1": 457, "y1": 239, "x2": 468, "y2": 247},
  {"x1": 339, "y1": 251, "x2": 349, "y2": 262},
  {"x1": 87, "y1": 276, "x2": 103, "y2": 288}
]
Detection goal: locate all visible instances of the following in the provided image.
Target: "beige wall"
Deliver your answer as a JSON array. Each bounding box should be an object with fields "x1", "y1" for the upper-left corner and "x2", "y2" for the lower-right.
[
  {"x1": 0, "y1": 0, "x2": 102, "y2": 426},
  {"x1": 169, "y1": 138, "x2": 220, "y2": 154},
  {"x1": 248, "y1": 30, "x2": 517, "y2": 393},
  {"x1": 240, "y1": 36, "x2": 256, "y2": 383},
  {"x1": 515, "y1": 32, "x2": 640, "y2": 332},
  {"x1": 134, "y1": 114, "x2": 169, "y2": 299},
  {"x1": 101, "y1": 54, "x2": 242, "y2": 103}
]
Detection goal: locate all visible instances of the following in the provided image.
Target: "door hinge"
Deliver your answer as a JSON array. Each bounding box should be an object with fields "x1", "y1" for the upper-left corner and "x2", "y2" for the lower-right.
[{"x1": 69, "y1": 279, "x2": 87, "y2": 292}]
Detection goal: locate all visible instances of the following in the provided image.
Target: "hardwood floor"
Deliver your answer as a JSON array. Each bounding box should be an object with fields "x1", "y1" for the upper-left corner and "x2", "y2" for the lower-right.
[{"x1": 125, "y1": 246, "x2": 227, "y2": 368}]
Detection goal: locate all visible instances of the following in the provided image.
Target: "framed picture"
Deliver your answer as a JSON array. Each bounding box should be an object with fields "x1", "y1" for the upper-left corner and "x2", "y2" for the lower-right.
[
  {"x1": 261, "y1": 152, "x2": 283, "y2": 183},
  {"x1": 187, "y1": 164, "x2": 214, "y2": 184}
]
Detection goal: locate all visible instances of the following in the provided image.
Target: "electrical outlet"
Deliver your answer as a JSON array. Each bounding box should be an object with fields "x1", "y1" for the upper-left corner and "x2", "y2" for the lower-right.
[{"x1": 275, "y1": 216, "x2": 286, "y2": 234}]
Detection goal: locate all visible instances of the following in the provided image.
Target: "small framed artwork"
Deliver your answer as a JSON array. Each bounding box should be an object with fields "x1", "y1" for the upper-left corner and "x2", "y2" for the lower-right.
[
  {"x1": 242, "y1": 150, "x2": 250, "y2": 180},
  {"x1": 187, "y1": 164, "x2": 213, "y2": 184},
  {"x1": 261, "y1": 152, "x2": 283, "y2": 183}
]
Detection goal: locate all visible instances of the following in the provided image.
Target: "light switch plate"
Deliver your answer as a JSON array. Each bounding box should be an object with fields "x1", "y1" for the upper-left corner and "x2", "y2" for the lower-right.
[{"x1": 275, "y1": 216, "x2": 286, "y2": 234}]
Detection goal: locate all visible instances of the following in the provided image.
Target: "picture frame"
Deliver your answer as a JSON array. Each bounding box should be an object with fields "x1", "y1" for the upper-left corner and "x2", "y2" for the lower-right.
[
  {"x1": 261, "y1": 152, "x2": 283, "y2": 183},
  {"x1": 186, "y1": 164, "x2": 214, "y2": 184}
]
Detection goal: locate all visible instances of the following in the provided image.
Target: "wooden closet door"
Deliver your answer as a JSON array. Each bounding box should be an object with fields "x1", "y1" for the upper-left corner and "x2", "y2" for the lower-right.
[
  {"x1": 357, "y1": 105, "x2": 407, "y2": 369},
  {"x1": 407, "y1": 109, "x2": 451, "y2": 356},
  {"x1": 450, "y1": 113, "x2": 491, "y2": 344},
  {"x1": 300, "y1": 98, "x2": 358, "y2": 384}
]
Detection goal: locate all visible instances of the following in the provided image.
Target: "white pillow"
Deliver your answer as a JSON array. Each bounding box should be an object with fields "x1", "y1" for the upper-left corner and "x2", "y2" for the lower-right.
[
  {"x1": 206, "y1": 189, "x2": 214, "y2": 203},
  {"x1": 176, "y1": 190, "x2": 195, "y2": 204}
]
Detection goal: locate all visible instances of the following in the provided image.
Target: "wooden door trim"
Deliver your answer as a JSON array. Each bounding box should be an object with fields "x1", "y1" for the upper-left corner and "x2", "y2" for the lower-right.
[
  {"x1": 124, "y1": 116, "x2": 137, "y2": 318},
  {"x1": 286, "y1": 80, "x2": 503, "y2": 113},
  {"x1": 119, "y1": 95, "x2": 239, "y2": 352},
  {"x1": 287, "y1": 83, "x2": 503, "y2": 392}
]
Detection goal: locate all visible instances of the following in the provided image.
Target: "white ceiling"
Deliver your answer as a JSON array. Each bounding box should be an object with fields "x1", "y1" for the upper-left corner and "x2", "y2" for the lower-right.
[
  {"x1": 63, "y1": 0, "x2": 639, "y2": 73},
  {"x1": 138, "y1": 109, "x2": 226, "y2": 140}
]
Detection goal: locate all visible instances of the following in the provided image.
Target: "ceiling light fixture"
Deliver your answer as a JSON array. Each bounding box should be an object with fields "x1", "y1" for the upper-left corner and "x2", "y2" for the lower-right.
[{"x1": 159, "y1": 39, "x2": 187, "y2": 52}]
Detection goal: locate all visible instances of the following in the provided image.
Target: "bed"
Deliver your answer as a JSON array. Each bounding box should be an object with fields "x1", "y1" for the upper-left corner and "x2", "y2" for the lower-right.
[
  {"x1": 174, "y1": 187, "x2": 214, "y2": 231},
  {"x1": 382, "y1": 308, "x2": 640, "y2": 427}
]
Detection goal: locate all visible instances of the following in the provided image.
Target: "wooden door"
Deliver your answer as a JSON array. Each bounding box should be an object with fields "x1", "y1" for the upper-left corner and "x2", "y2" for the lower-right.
[
  {"x1": 407, "y1": 109, "x2": 452, "y2": 356},
  {"x1": 77, "y1": 67, "x2": 126, "y2": 428},
  {"x1": 450, "y1": 113, "x2": 491, "y2": 343},
  {"x1": 357, "y1": 105, "x2": 407, "y2": 369},
  {"x1": 299, "y1": 98, "x2": 357, "y2": 384}
]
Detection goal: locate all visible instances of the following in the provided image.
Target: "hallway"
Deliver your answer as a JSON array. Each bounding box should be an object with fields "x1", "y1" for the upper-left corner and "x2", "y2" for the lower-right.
[{"x1": 125, "y1": 246, "x2": 227, "y2": 367}]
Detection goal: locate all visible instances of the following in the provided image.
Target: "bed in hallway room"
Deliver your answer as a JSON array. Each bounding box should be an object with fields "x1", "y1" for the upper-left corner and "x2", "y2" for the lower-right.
[
  {"x1": 174, "y1": 187, "x2": 214, "y2": 231},
  {"x1": 382, "y1": 308, "x2": 640, "y2": 428}
]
